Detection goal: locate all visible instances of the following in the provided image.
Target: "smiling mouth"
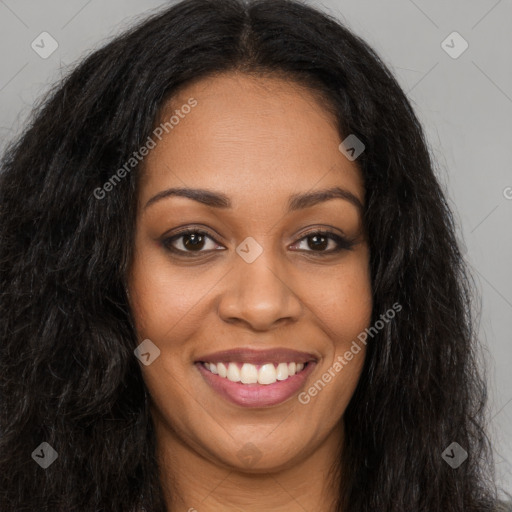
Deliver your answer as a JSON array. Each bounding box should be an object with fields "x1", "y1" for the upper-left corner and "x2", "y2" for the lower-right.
[
  {"x1": 196, "y1": 359, "x2": 317, "y2": 408},
  {"x1": 194, "y1": 347, "x2": 318, "y2": 407},
  {"x1": 200, "y1": 361, "x2": 309, "y2": 385}
]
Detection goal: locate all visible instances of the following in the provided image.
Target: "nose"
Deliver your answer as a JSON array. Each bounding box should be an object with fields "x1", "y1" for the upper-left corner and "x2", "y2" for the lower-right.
[{"x1": 217, "y1": 246, "x2": 303, "y2": 331}]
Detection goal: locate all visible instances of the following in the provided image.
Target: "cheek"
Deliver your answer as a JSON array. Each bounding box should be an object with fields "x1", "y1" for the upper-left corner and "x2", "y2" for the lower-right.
[
  {"x1": 127, "y1": 242, "x2": 216, "y2": 342},
  {"x1": 301, "y1": 249, "x2": 373, "y2": 345},
  {"x1": 302, "y1": 253, "x2": 372, "y2": 394},
  {"x1": 315, "y1": 275, "x2": 372, "y2": 336}
]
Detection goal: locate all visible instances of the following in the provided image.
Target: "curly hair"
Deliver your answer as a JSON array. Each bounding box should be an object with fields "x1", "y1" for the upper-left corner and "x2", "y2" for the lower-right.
[{"x1": 0, "y1": 0, "x2": 501, "y2": 510}]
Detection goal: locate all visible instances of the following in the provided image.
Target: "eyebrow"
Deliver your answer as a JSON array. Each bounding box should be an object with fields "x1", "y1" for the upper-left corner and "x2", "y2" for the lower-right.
[{"x1": 144, "y1": 185, "x2": 363, "y2": 213}]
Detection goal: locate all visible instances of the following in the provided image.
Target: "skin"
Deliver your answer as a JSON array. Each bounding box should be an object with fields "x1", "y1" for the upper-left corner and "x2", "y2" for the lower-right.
[{"x1": 127, "y1": 72, "x2": 372, "y2": 512}]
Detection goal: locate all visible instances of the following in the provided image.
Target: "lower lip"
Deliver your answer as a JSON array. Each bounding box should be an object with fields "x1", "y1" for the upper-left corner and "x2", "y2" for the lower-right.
[{"x1": 196, "y1": 362, "x2": 317, "y2": 407}]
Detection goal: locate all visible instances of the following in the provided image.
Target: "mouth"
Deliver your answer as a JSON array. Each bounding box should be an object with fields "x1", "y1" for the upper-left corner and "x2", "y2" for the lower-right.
[{"x1": 195, "y1": 348, "x2": 318, "y2": 407}]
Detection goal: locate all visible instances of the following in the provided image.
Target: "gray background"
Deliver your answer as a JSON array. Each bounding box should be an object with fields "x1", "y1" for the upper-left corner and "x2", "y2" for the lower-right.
[{"x1": 1, "y1": 0, "x2": 511, "y2": 497}]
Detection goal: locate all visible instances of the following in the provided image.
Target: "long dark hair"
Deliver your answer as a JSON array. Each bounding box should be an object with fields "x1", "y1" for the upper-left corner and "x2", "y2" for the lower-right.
[{"x1": 0, "y1": 0, "x2": 499, "y2": 510}]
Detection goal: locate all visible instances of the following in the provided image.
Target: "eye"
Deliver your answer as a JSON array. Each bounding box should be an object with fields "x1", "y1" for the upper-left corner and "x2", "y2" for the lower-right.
[
  {"x1": 290, "y1": 230, "x2": 355, "y2": 255},
  {"x1": 162, "y1": 229, "x2": 223, "y2": 254},
  {"x1": 161, "y1": 228, "x2": 355, "y2": 257}
]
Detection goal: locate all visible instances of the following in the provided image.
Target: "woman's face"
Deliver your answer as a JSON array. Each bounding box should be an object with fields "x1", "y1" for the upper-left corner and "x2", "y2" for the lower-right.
[{"x1": 128, "y1": 72, "x2": 372, "y2": 472}]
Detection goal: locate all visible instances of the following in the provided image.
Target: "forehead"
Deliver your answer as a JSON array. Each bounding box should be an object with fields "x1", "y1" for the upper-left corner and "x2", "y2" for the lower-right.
[{"x1": 139, "y1": 72, "x2": 364, "y2": 207}]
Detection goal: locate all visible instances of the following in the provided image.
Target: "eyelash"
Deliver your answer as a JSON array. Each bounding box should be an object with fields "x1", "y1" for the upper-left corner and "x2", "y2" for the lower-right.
[{"x1": 161, "y1": 228, "x2": 355, "y2": 257}]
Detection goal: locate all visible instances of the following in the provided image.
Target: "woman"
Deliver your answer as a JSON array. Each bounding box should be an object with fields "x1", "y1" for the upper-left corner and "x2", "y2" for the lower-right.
[{"x1": 0, "y1": 0, "x2": 508, "y2": 510}]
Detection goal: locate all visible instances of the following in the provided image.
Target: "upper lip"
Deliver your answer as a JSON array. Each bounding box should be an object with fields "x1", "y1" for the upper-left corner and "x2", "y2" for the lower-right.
[{"x1": 195, "y1": 348, "x2": 318, "y2": 365}]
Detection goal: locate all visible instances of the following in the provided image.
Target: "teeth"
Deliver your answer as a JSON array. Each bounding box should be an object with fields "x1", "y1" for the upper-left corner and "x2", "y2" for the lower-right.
[
  {"x1": 240, "y1": 363, "x2": 258, "y2": 384},
  {"x1": 217, "y1": 362, "x2": 227, "y2": 378},
  {"x1": 227, "y1": 362, "x2": 241, "y2": 382},
  {"x1": 276, "y1": 362, "x2": 288, "y2": 380},
  {"x1": 258, "y1": 363, "x2": 277, "y2": 385},
  {"x1": 203, "y1": 361, "x2": 308, "y2": 385}
]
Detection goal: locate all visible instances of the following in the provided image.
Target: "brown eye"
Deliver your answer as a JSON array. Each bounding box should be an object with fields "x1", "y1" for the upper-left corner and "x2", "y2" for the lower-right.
[
  {"x1": 162, "y1": 229, "x2": 222, "y2": 254},
  {"x1": 306, "y1": 234, "x2": 329, "y2": 251},
  {"x1": 291, "y1": 230, "x2": 355, "y2": 255},
  {"x1": 182, "y1": 232, "x2": 206, "y2": 251}
]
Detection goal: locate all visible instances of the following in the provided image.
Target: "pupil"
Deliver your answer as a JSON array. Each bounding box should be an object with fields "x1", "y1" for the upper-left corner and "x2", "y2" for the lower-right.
[
  {"x1": 184, "y1": 233, "x2": 205, "y2": 250},
  {"x1": 309, "y1": 235, "x2": 327, "y2": 251}
]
